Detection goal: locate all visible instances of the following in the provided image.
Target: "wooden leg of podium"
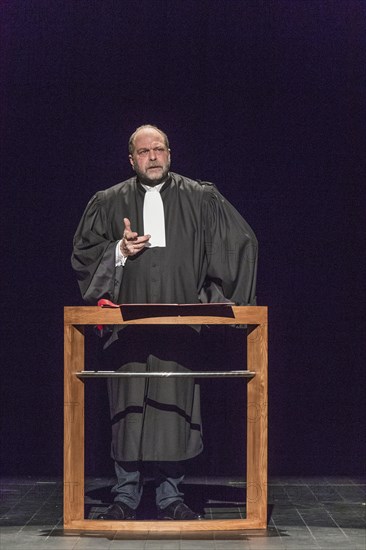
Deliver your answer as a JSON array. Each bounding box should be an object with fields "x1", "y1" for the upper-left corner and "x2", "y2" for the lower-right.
[
  {"x1": 64, "y1": 324, "x2": 85, "y2": 528},
  {"x1": 246, "y1": 323, "x2": 268, "y2": 528}
]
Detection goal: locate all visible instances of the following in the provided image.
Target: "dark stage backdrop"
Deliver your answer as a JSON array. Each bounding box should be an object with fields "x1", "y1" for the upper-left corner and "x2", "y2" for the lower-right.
[{"x1": 2, "y1": 1, "x2": 365, "y2": 478}]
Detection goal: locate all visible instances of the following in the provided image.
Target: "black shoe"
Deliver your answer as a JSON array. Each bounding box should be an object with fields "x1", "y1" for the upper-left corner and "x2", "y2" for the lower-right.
[
  {"x1": 97, "y1": 502, "x2": 136, "y2": 520},
  {"x1": 157, "y1": 500, "x2": 202, "y2": 520}
]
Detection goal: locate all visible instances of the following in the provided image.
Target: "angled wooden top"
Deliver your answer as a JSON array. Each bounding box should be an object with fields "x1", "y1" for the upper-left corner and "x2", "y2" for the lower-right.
[{"x1": 64, "y1": 305, "x2": 267, "y2": 326}]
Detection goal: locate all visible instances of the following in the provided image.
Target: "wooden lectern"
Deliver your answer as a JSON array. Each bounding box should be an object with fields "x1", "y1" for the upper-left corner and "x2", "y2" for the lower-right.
[{"x1": 64, "y1": 305, "x2": 268, "y2": 531}]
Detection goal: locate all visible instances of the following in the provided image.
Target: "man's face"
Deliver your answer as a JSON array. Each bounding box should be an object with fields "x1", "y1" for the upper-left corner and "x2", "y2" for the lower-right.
[{"x1": 129, "y1": 128, "x2": 171, "y2": 186}]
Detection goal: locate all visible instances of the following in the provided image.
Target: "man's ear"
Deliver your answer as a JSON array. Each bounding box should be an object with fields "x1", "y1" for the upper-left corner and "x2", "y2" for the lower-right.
[{"x1": 129, "y1": 154, "x2": 134, "y2": 169}]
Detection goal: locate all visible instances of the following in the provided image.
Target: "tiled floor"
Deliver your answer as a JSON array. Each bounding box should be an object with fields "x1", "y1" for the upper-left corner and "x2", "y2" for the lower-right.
[{"x1": 0, "y1": 476, "x2": 365, "y2": 549}]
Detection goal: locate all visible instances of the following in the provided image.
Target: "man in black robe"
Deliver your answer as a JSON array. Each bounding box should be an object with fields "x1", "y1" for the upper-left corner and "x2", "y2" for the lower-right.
[{"x1": 71, "y1": 124, "x2": 258, "y2": 520}]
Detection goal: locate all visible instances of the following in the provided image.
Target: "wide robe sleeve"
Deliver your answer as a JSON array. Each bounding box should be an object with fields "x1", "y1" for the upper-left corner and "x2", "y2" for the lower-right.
[
  {"x1": 201, "y1": 185, "x2": 258, "y2": 306},
  {"x1": 71, "y1": 192, "x2": 121, "y2": 304}
]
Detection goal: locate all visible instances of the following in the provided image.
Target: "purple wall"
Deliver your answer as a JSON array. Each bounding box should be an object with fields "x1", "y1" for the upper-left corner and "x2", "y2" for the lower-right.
[{"x1": 2, "y1": 1, "x2": 365, "y2": 476}]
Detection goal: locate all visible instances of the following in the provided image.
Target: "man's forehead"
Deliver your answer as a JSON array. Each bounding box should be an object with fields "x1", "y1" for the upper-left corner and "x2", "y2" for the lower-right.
[{"x1": 134, "y1": 129, "x2": 165, "y2": 146}]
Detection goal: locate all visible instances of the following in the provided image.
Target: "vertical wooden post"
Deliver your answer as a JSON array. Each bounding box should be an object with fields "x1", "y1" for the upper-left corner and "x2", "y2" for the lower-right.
[
  {"x1": 246, "y1": 319, "x2": 268, "y2": 528},
  {"x1": 64, "y1": 322, "x2": 85, "y2": 527}
]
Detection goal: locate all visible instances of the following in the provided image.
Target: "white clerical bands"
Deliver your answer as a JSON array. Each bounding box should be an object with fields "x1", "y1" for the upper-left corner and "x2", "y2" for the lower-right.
[{"x1": 142, "y1": 185, "x2": 166, "y2": 248}]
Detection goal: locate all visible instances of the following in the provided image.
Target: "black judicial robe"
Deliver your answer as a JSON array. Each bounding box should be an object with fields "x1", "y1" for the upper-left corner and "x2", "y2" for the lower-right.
[{"x1": 71, "y1": 172, "x2": 258, "y2": 462}]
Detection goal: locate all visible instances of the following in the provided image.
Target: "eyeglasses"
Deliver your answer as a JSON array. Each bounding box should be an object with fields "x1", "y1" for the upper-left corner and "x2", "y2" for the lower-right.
[{"x1": 136, "y1": 146, "x2": 168, "y2": 158}]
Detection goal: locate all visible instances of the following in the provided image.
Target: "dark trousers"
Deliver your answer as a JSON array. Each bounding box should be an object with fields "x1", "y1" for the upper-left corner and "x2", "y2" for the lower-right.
[{"x1": 113, "y1": 460, "x2": 184, "y2": 509}]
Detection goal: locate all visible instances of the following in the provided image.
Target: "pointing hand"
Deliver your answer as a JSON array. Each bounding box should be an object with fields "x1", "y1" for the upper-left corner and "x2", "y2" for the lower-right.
[{"x1": 120, "y1": 218, "x2": 151, "y2": 257}]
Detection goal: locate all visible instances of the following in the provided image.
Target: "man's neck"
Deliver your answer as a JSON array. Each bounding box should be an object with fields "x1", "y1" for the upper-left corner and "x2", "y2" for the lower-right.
[
  {"x1": 141, "y1": 181, "x2": 164, "y2": 192},
  {"x1": 139, "y1": 174, "x2": 169, "y2": 191}
]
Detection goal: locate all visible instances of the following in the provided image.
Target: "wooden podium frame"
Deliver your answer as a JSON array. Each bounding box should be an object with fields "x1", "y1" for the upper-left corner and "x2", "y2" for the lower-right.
[{"x1": 64, "y1": 305, "x2": 268, "y2": 531}]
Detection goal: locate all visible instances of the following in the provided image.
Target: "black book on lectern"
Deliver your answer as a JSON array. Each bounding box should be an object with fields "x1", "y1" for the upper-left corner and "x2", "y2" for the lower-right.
[{"x1": 98, "y1": 299, "x2": 235, "y2": 321}]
